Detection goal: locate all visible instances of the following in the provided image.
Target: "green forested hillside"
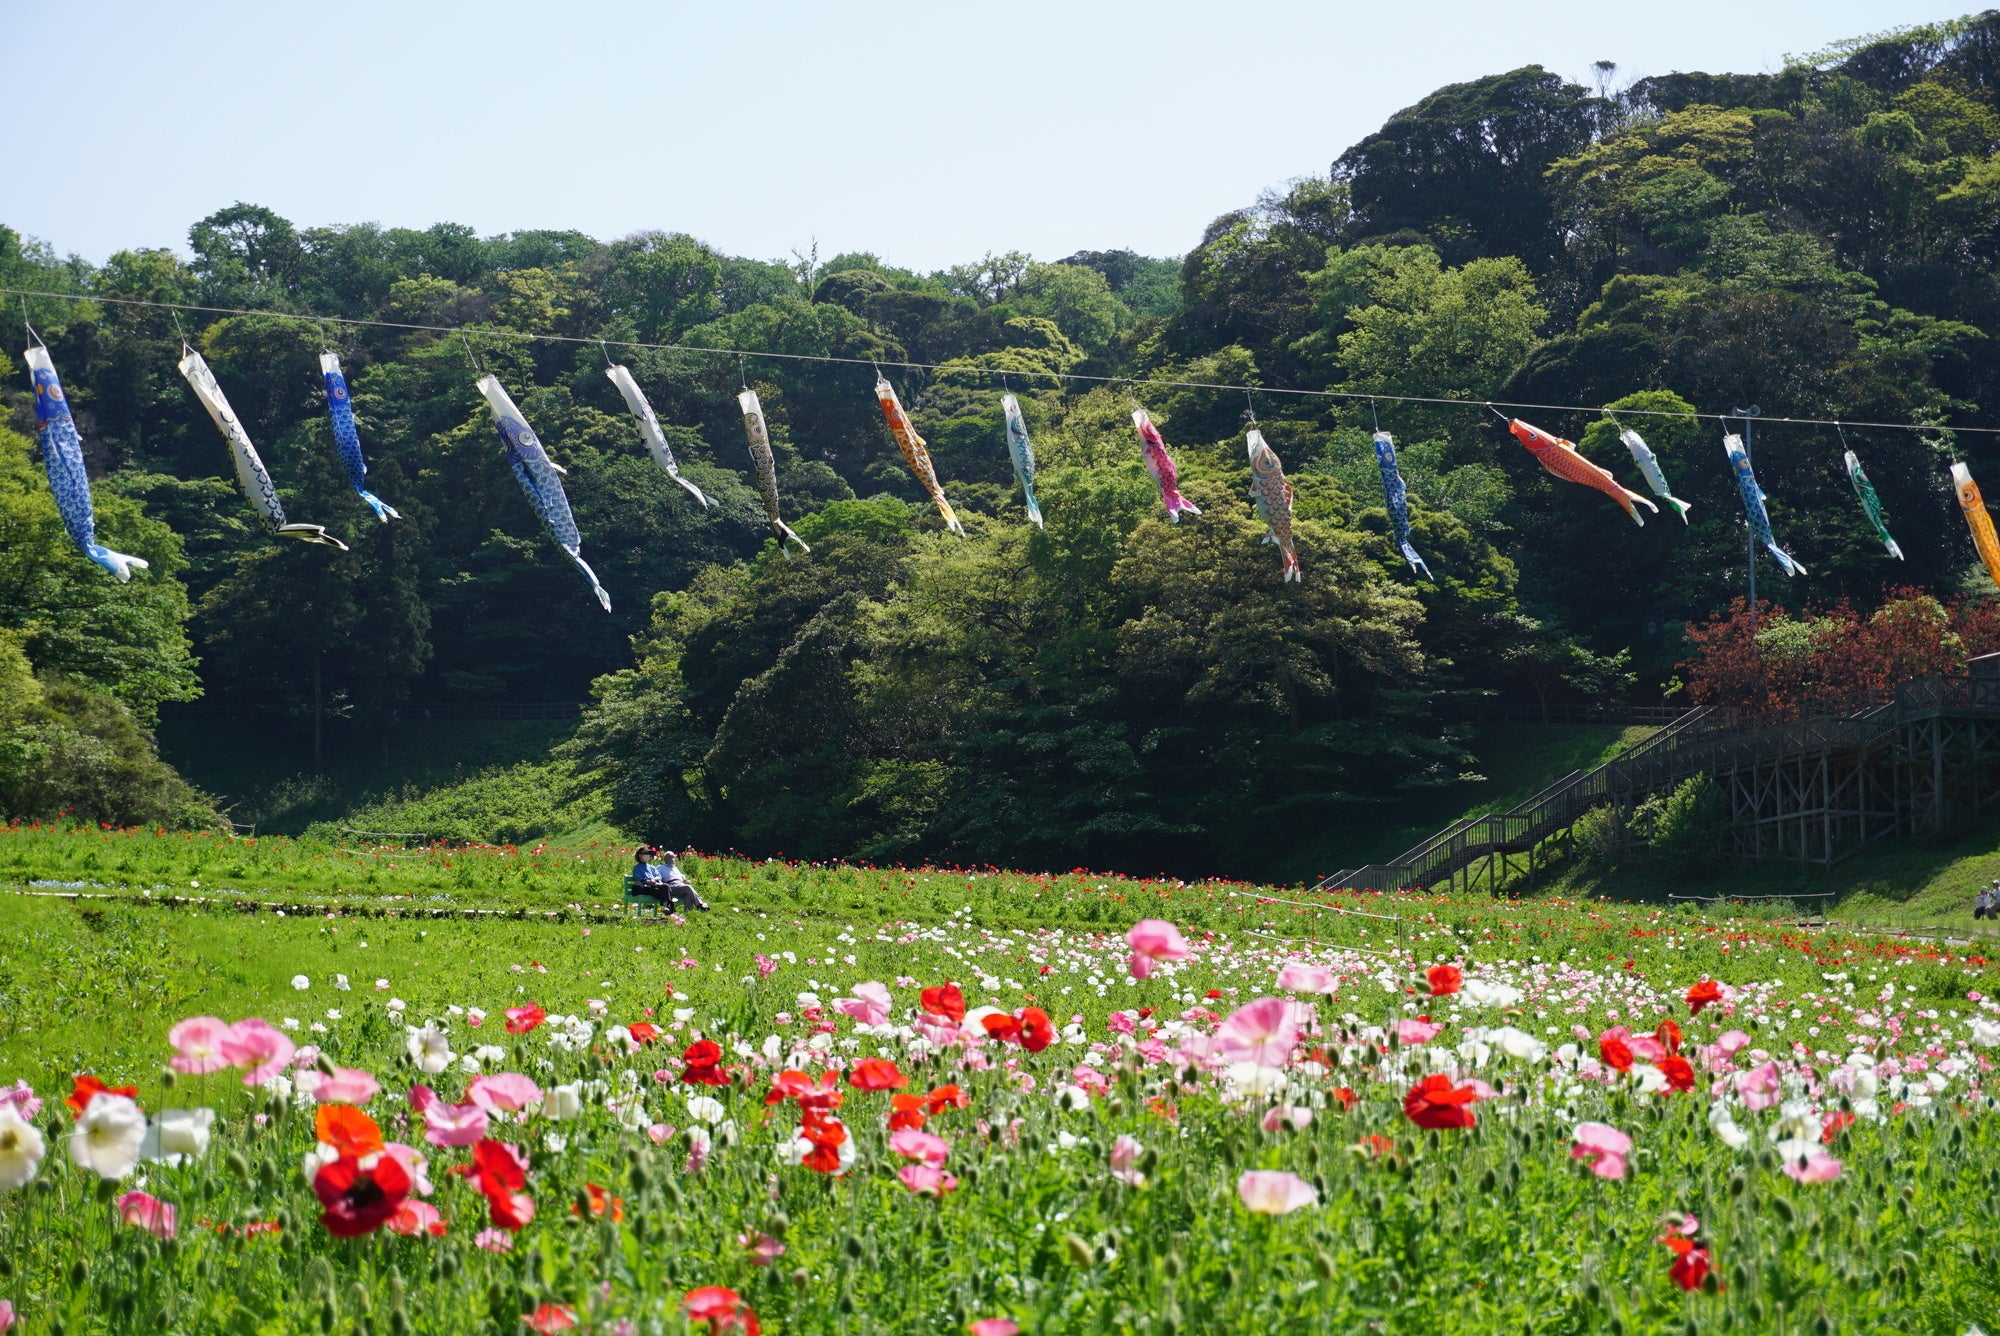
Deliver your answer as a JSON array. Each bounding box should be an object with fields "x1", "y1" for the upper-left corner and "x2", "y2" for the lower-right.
[{"x1": 8, "y1": 15, "x2": 2000, "y2": 875}]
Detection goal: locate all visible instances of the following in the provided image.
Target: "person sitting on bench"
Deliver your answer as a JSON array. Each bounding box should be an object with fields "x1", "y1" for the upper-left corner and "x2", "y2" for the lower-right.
[{"x1": 652, "y1": 848, "x2": 710, "y2": 912}]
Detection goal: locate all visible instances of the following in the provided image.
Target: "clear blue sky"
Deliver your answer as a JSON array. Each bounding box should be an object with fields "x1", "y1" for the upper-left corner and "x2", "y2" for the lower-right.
[{"x1": 3, "y1": 0, "x2": 1968, "y2": 272}]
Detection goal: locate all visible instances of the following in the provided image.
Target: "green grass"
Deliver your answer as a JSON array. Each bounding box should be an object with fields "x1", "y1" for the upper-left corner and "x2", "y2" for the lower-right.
[{"x1": 155, "y1": 717, "x2": 581, "y2": 837}]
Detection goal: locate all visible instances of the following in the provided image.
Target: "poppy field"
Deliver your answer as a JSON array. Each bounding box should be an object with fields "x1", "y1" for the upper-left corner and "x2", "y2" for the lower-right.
[{"x1": 1, "y1": 824, "x2": 1998, "y2": 1333}]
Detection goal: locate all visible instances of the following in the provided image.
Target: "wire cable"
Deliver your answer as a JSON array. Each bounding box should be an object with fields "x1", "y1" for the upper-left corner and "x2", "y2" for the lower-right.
[{"x1": 2, "y1": 285, "x2": 1991, "y2": 436}]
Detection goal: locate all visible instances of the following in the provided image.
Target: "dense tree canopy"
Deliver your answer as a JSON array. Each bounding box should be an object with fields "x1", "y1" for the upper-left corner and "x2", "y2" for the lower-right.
[{"x1": 7, "y1": 14, "x2": 2000, "y2": 872}]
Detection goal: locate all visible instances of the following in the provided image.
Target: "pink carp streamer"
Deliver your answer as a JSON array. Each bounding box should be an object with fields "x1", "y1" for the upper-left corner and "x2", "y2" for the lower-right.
[
  {"x1": 1132, "y1": 408, "x2": 1201, "y2": 522},
  {"x1": 874, "y1": 376, "x2": 964, "y2": 536},
  {"x1": 1508, "y1": 418, "x2": 1657, "y2": 526},
  {"x1": 1245, "y1": 430, "x2": 1300, "y2": 582}
]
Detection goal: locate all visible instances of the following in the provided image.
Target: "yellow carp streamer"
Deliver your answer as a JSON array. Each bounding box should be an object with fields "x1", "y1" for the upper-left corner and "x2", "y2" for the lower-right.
[
  {"x1": 1952, "y1": 461, "x2": 2000, "y2": 589},
  {"x1": 874, "y1": 376, "x2": 964, "y2": 536}
]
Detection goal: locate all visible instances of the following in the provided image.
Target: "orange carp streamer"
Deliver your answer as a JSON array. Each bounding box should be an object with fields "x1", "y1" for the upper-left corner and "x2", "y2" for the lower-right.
[
  {"x1": 1508, "y1": 418, "x2": 1658, "y2": 526},
  {"x1": 874, "y1": 376, "x2": 964, "y2": 536},
  {"x1": 1953, "y1": 462, "x2": 2000, "y2": 590}
]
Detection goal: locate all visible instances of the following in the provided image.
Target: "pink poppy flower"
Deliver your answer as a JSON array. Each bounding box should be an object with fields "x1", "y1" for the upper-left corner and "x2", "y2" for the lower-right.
[
  {"x1": 897, "y1": 1164, "x2": 959, "y2": 1197},
  {"x1": 1106, "y1": 1011, "x2": 1137, "y2": 1035},
  {"x1": 1779, "y1": 1144, "x2": 1843, "y2": 1183},
  {"x1": 0, "y1": 1080, "x2": 41, "y2": 1121},
  {"x1": 408, "y1": 1085, "x2": 438, "y2": 1114},
  {"x1": 423, "y1": 1100, "x2": 489, "y2": 1149},
  {"x1": 1274, "y1": 962, "x2": 1336, "y2": 994},
  {"x1": 754, "y1": 954, "x2": 779, "y2": 980},
  {"x1": 969, "y1": 1322, "x2": 1019, "y2": 1336},
  {"x1": 1110, "y1": 1134, "x2": 1146, "y2": 1187},
  {"x1": 115, "y1": 1190, "x2": 177, "y2": 1239},
  {"x1": 1716, "y1": 1030, "x2": 1752, "y2": 1056},
  {"x1": 313, "y1": 1068, "x2": 380, "y2": 1105},
  {"x1": 1237, "y1": 1169, "x2": 1317, "y2": 1215},
  {"x1": 220, "y1": 1019, "x2": 296, "y2": 1088},
  {"x1": 1570, "y1": 1122, "x2": 1632, "y2": 1180},
  {"x1": 0, "y1": 1299, "x2": 14, "y2": 1332},
  {"x1": 1736, "y1": 1061, "x2": 1782, "y2": 1112},
  {"x1": 167, "y1": 1017, "x2": 234, "y2": 1075},
  {"x1": 474, "y1": 1227, "x2": 514, "y2": 1253},
  {"x1": 833, "y1": 982, "x2": 893, "y2": 1027},
  {"x1": 646, "y1": 1123, "x2": 677, "y2": 1145},
  {"x1": 738, "y1": 1230, "x2": 785, "y2": 1266},
  {"x1": 466, "y1": 1073, "x2": 543, "y2": 1114},
  {"x1": 888, "y1": 1128, "x2": 950, "y2": 1168},
  {"x1": 388, "y1": 1200, "x2": 445, "y2": 1236},
  {"x1": 1126, "y1": 919, "x2": 1190, "y2": 980},
  {"x1": 1394, "y1": 1018, "x2": 1444, "y2": 1046},
  {"x1": 1216, "y1": 997, "x2": 1299, "y2": 1067},
  {"x1": 381, "y1": 1142, "x2": 433, "y2": 1195}
]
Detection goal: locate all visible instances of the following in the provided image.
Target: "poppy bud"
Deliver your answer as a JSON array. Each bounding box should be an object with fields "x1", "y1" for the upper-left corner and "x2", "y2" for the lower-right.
[
  {"x1": 1727, "y1": 1173, "x2": 1745, "y2": 1198},
  {"x1": 93, "y1": 1178, "x2": 116, "y2": 1203},
  {"x1": 320, "y1": 1302, "x2": 336, "y2": 1334},
  {"x1": 346, "y1": 1281, "x2": 372, "y2": 1316},
  {"x1": 1583, "y1": 1281, "x2": 1602, "y2": 1307},
  {"x1": 767, "y1": 1210, "x2": 789, "y2": 1236},
  {"x1": 1771, "y1": 1197, "x2": 1794, "y2": 1226},
  {"x1": 843, "y1": 1234, "x2": 864, "y2": 1260},
  {"x1": 160, "y1": 1068, "x2": 177, "y2": 1089},
  {"x1": 1062, "y1": 1233, "x2": 1094, "y2": 1267},
  {"x1": 790, "y1": 1267, "x2": 811, "y2": 1290},
  {"x1": 69, "y1": 1258, "x2": 89, "y2": 1289},
  {"x1": 838, "y1": 1294, "x2": 856, "y2": 1315}
]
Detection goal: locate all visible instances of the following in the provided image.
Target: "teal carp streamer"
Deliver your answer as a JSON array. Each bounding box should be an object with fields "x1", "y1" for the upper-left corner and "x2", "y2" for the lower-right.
[
  {"x1": 999, "y1": 393, "x2": 1044, "y2": 528},
  {"x1": 1844, "y1": 449, "x2": 1904, "y2": 560}
]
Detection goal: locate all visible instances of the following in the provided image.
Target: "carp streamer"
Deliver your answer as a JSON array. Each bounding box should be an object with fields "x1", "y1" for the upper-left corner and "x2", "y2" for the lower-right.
[
  {"x1": 476, "y1": 375, "x2": 611, "y2": 611},
  {"x1": 320, "y1": 354, "x2": 400, "y2": 523},
  {"x1": 1952, "y1": 461, "x2": 2000, "y2": 590},
  {"x1": 875, "y1": 376, "x2": 964, "y2": 536},
  {"x1": 999, "y1": 393, "x2": 1044, "y2": 528},
  {"x1": 1508, "y1": 418, "x2": 1656, "y2": 525},
  {"x1": 1372, "y1": 430, "x2": 1431, "y2": 578},
  {"x1": 24, "y1": 345, "x2": 148, "y2": 580},
  {"x1": 738, "y1": 389, "x2": 808, "y2": 555},
  {"x1": 1723, "y1": 433, "x2": 1805, "y2": 577},
  {"x1": 1844, "y1": 450, "x2": 1903, "y2": 561},
  {"x1": 1616, "y1": 427, "x2": 1691, "y2": 523},
  {"x1": 1246, "y1": 429, "x2": 1301, "y2": 582},
  {"x1": 607, "y1": 363, "x2": 710, "y2": 508},
  {"x1": 1132, "y1": 408, "x2": 1201, "y2": 522}
]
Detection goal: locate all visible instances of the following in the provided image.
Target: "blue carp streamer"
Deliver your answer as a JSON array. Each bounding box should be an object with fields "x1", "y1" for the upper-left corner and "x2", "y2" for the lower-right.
[
  {"x1": 1372, "y1": 431, "x2": 1432, "y2": 579},
  {"x1": 178, "y1": 346, "x2": 348, "y2": 550},
  {"x1": 1616, "y1": 427, "x2": 1691, "y2": 523},
  {"x1": 1723, "y1": 433, "x2": 1805, "y2": 577},
  {"x1": 320, "y1": 354, "x2": 400, "y2": 523},
  {"x1": 999, "y1": 393, "x2": 1044, "y2": 528},
  {"x1": 606, "y1": 364, "x2": 709, "y2": 508},
  {"x1": 24, "y1": 346, "x2": 148, "y2": 581},
  {"x1": 476, "y1": 375, "x2": 611, "y2": 611}
]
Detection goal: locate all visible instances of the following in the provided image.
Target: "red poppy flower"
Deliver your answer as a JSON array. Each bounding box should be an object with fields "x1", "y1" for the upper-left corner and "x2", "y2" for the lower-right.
[
  {"x1": 919, "y1": 983, "x2": 966, "y2": 1024},
  {"x1": 1653, "y1": 1018, "x2": 1683, "y2": 1055},
  {"x1": 571, "y1": 1182, "x2": 625, "y2": 1222},
  {"x1": 1599, "y1": 1035, "x2": 1634, "y2": 1073},
  {"x1": 888, "y1": 1094, "x2": 927, "y2": 1131},
  {"x1": 682, "y1": 1040, "x2": 729, "y2": 1086},
  {"x1": 980, "y1": 1013, "x2": 1021, "y2": 1044},
  {"x1": 525, "y1": 1302, "x2": 578, "y2": 1333},
  {"x1": 469, "y1": 1137, "x2": 528, "y2": 1196},
  {"x1": 1821, "y1": 1111, "x2": 1856, "y2": 1144},
  {"x1": 1402, "y1": 1075, "x2": 1479, "y2": 1130},
  {"x1": 488, "y1": 1187, "x2": 537, "y2": 1231},
  {"x1": 1330, "y1": 1086, "x2": 1358, "y2": 1112},
  {"x1": 312, "y1": 1153, "x2": 412, "y2": 1237},
  {"x1": 314, "y1": 1104, "x2": 385, "y2": 1158},
  {"x1": 1656, "y1": 1055, "x2": 1695, "y2": 1093},
  {"x1": 925, "y1": 1084, "x2": 968, "y2": 1114},
  {"x1": 1664, "y1": 1238, "x2": 1713, "y2": 1292},
  {"x1": 798, "y1": 1111, "x2": 849, "y2": 1175},
  {"x1": 66, "y1": 1074, "x2": 139, "y2": 1119},
  {"x1": 504, "y1": 1005, "x2": 546, "y2": 1035},
  {"x1": 1356, "y1": 1133, "x2": 1395, "y2": 1158},
  {"x1": 1685, "y1": 979, "x2": 1724, "y2": 1015},
  {"x1": 847, "y1": 1059, "x2": 909, "y2": 1093},
  {"x1": 1425, "y1": 964, "x2": 1462, "y2": 997},
  {"x1": 627, "y1": 1022, "x2": 661, "y2": 1046},
  {"x1": 684, "y1": 1285, "x2": 760, "y2": 1335},
  {"x1": 1018, "y1": 1007, "x2": 1055, "y2": 1053}
]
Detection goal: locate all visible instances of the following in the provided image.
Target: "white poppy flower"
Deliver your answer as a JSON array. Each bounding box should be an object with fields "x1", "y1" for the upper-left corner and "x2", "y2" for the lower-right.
[
  {"x1": 684, "y1": 1095, "x2": 726, "y2": 1125},
  {"x1": 69, "y1": 1095, "x2": 146, "y2": 1180},
  {"x1": 542, "y1": 1083, "x2": 583, "y2": 1121},
  {"x1": 291, "y1": 975, "x2": 311, "y2": 991},
  {"x1": 155, "y1": 1107, "x2": 215, "y2": 1160},
  {"x1": 0, "y1": 1103, "x2": 47, "y2": 1190},
  {"x1": 405, "y1": 1025, "x2": 454, "y2": 1075}
]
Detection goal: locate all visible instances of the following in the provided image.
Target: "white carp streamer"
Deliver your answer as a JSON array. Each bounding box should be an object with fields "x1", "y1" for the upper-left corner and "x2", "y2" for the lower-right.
[{"x1": 177, "y1": 346, "x2": 348, "y2": 550}]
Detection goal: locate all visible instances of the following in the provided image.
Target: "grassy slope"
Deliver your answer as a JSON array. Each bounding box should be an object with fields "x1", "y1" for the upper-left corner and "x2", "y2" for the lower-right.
[{"x1": 1279, "y1": 723, "x2": 1656, "y2": 883}]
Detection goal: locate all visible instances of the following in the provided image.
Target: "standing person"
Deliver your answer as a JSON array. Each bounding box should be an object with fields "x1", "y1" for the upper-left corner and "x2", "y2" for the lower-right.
[{"x1": 1979, "y1": 883, "x2": 1996, "y2": 921}]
